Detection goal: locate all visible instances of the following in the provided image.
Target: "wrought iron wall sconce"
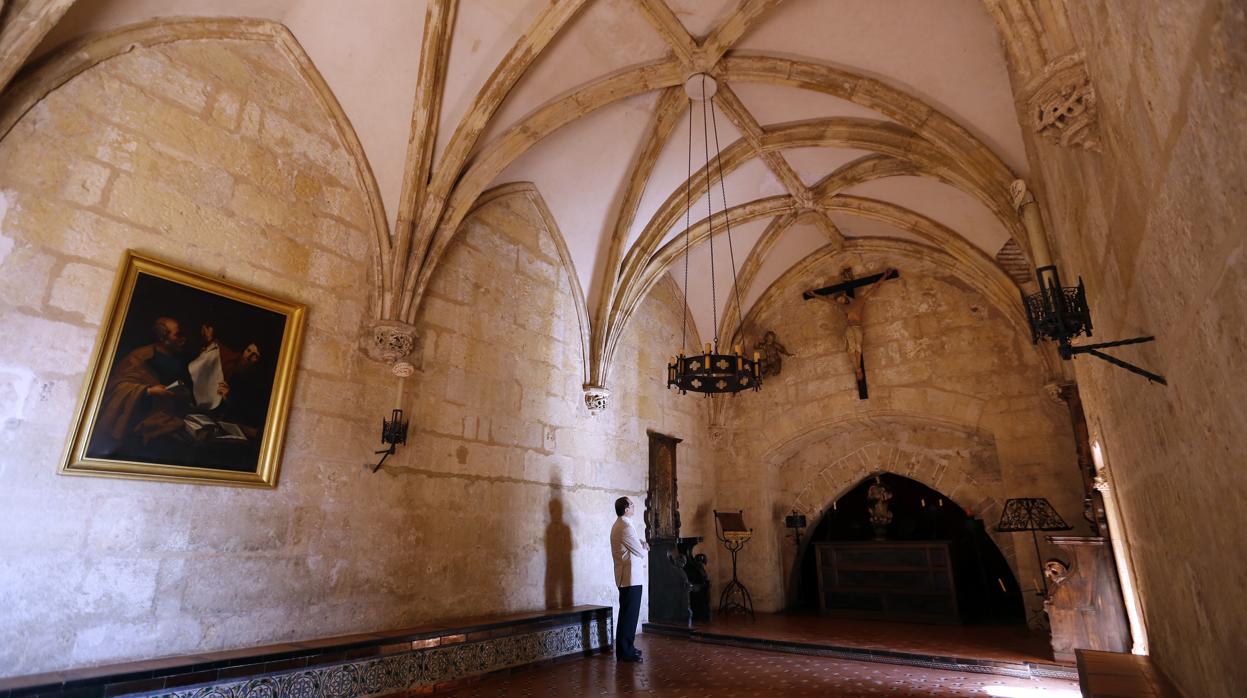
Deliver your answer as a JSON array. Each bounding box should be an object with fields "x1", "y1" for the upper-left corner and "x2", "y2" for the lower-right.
[
  {"x1": 370, "y1": 360, "x2": 414, "y2": 472},
  {"x1": 369, "y1": 408, "x2": 409, "y2": 472},
  {"x1": 1022, "y1": 265, "x2": 1166, "y2": 384}
]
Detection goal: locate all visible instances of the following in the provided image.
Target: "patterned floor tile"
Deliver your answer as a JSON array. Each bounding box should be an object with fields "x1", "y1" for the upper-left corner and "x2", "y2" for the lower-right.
[{"x1": 441, "y1": 635, "x2": 1081, "y2": 697}]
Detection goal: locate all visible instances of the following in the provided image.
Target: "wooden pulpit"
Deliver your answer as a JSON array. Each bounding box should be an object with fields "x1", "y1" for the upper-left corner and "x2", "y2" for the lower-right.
[{"x1": 1044, "y1": 536, "x2": 1131, "y2": 662}]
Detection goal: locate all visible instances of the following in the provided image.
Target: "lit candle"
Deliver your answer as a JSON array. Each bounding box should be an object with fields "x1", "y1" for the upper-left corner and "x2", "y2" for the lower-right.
[
  {"x1": 921, "y1": 498, "x2": 926, "y2": 508},
  {"x1": 832, "y1": 500, "x2": 837, "y2": 511},
  {"x1": 938, "y1": 499, "x2": 943, "y2": 508}
]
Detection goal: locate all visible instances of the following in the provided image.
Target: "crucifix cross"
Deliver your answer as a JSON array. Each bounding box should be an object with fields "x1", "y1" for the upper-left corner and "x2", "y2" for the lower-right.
[{"x1": 803, "y1": 267, "x2": 899, "y2": 399}]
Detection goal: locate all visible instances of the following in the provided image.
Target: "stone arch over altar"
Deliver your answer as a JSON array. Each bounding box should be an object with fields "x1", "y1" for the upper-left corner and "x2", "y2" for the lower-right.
[{"x1": 765, "y1": 411, "x2": 1021, "y2": 608}]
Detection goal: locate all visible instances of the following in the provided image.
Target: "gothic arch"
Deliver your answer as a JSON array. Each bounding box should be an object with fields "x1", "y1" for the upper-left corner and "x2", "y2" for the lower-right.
[
  {"x1": 0, "y1": 17, "x2": 391, "y2": 307},
  {"x1": 465, "y1": 182, "x2": 592, "y2": 386},
  {"x1": 403, "y1": 55, "x2": 1028, "y2": 324},
  {"x1": 729, "y1": 237, "x2": 1038, "y2": 361},
  {"x1": 766, "y1": 413, "x2": 1020, "y2": 582}
]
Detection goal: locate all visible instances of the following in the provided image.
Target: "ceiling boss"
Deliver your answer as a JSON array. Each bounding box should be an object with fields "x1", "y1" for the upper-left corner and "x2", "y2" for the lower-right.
[{"x1": 667, "y1": 74, "x2": 761, "y2": 396}]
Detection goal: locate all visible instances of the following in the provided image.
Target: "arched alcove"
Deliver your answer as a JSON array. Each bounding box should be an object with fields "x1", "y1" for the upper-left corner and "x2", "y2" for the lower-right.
[{"x1": 792, "y1": 472, "x2": 1025, "y2": 624}]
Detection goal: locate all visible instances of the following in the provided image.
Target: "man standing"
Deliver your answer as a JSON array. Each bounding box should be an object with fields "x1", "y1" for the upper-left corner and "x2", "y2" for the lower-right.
[{"x1": 611, "y1": 497, "x2": 648, "y2": 662}]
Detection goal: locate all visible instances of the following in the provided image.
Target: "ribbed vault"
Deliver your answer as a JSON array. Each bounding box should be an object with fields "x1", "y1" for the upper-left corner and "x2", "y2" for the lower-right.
[{"x1": 9, "y1": 0, "x2": 1089, "y2": 399}]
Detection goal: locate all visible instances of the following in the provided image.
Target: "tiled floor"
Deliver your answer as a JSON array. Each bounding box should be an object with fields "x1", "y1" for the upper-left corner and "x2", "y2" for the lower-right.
[
  {"x1": 687, "y1": 612, "x2": 1056, "y2": 664},
  {"x1": 442, "y1": 635, "x2": 1082, "y2": 697}
]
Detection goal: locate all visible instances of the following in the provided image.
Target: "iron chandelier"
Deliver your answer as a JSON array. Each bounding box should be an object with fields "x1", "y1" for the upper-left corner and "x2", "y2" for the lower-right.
[{"x1": 666, "y1": 74, "x2": 761, "y2": 396}]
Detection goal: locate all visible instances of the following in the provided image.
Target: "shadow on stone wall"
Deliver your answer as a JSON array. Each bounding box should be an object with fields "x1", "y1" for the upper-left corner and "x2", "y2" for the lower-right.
[{"x1": 544, "y1": 481, "x2": 574, "y2": 609}]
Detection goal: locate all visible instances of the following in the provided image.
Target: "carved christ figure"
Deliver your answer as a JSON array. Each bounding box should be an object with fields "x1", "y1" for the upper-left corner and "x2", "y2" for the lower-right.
[{"x1": 811, "y1": 267, "x2": 897, "y2": 384}]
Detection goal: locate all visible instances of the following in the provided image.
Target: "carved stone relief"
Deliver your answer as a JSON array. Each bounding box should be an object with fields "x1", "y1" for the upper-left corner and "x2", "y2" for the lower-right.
[
  {"x1": 583, "y1": 385, "x2": 610, "y2": 414},
  {"x1": 1024, "y1": 53, "x2": 1101, "y2": 151},
  {"x1": 363, "y1": 320, "x2": 418, "y2": 364}
]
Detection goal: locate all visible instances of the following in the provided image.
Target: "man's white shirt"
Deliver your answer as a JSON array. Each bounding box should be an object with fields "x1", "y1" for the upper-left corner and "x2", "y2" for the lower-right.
[{"x1": 610, "y1": 516, "x2": 646, "y2": 587}]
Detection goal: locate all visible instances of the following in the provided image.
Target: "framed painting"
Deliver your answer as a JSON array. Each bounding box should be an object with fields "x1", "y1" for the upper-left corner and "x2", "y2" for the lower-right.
[{"x1": 61, "y1": 251, "x2": 306, "y2": 487}]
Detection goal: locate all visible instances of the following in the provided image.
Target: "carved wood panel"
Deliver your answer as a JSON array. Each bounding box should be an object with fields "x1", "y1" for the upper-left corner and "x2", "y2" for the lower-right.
[{"x1": 645, "y1": 431, "x2": 682, "y2": 541}]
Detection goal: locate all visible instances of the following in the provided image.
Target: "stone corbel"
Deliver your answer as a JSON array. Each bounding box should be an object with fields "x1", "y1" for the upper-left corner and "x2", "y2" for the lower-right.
[
  {"x1": 1043, "y1": 380, "x2": 1076, "y2": 405},
  {"x1": 583, "y1": 385, "x2": 610, "y2": 414},
  {"x1": 363, "y1": 320, "x2": 418, "y2": 364},
  {"x1": 1092, "y1": 472, "x2": 1110, "y2": 495},
  {"x1": 1023, "y1": 53, "x2": 1100, "y2": 152}
]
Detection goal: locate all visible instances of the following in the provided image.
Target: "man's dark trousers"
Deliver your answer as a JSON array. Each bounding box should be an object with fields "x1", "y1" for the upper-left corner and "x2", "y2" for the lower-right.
[{"x1": 616, "y1": 584, "x2": 642, "y2": 659}]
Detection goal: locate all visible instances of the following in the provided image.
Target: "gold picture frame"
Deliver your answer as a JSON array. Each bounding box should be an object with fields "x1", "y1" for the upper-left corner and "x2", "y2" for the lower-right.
[{"x1": 61, "y1": 251, "x2": 306, "y2": 487}]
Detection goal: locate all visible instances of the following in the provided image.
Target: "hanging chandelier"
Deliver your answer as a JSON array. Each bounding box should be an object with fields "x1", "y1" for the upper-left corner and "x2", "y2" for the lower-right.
[{"x1": 666, "y1": 74, "x2": 761, "y2": 396}]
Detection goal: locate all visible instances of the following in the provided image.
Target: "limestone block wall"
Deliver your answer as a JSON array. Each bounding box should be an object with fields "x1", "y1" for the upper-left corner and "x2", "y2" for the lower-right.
[
  {"x1": 1006, "y1": 2, "x2": 1247, "y2": 694},
  {"x1": 0, "y1": 32, "x2": 711, "y2": 677},
  {"x1": 400, "y1": 188, "x2": 714, "y2": 629},
  {"x1": 714, "y1": 242, "x2": 1084, "y2": 614},
  {"x1": 0, "y1": 33, "x2": 392, "y2": 677}
]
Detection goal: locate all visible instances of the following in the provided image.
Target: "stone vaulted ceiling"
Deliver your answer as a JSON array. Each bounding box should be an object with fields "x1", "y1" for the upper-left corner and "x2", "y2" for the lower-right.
[{"x1": 32, "y1": 0, "x2": 1038, "y2": 390}]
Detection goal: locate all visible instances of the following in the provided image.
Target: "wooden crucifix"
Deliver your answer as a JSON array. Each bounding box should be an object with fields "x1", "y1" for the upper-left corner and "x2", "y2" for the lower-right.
[{"x1": 802, "y1": 267, "x2": 899, "y2": 399}]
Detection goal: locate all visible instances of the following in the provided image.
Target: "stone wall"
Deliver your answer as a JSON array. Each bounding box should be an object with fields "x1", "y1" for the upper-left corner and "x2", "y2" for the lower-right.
[
  {"x1": 714, "y1": 241, "x2": 1084, "y2": 615},
  {"x1": 1008, "y1": 2, "x2": 1247, "y2": 694},
  {"x1": 397, "y1": 185, "x2": 714, "y2": 630},
  {"x1": 0, "y1": 33, "x2": 710, "y2": 677}
]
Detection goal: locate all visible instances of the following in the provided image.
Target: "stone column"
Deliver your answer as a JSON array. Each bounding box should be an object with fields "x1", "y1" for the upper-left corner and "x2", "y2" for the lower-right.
[{"x1": 1092, "y1": 464, "x2": 1149, "y2": 655}]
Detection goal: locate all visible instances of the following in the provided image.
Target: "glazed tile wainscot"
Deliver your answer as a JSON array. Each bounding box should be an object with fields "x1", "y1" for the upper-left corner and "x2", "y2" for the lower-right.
[{"x1": 0, "y1": 607, "x2": 612, "y2": 698}]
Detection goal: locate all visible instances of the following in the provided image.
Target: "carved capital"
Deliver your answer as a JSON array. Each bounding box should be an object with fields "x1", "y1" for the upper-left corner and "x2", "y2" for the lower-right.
[
  {"x1": 363, "y1": 320, "x2": 418, "y2": 364},
  {"x1": 583, "y1": 385, "x2": 610, "y2": 414},
  {"x1": 1024, "y1": 53, "x2": 1100, "y2": 151}
]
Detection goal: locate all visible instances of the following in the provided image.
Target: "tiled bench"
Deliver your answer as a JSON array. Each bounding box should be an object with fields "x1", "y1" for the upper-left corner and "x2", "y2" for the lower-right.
[
  {"x1": 1076, "y1": 649, "x2": 1182, "y2": 697},
  {"x1": 0, "y1": 605, "x2": 612, "y2": 698}
]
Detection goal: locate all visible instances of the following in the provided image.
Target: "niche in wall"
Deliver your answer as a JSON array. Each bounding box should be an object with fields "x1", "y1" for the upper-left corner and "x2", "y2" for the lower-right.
[{"x1": 794, "y1": 473, "x2": 1025, "y2": 624}]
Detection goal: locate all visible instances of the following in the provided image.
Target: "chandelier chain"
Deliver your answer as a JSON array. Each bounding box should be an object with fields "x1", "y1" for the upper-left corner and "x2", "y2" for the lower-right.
[
  {"x1": 708, "y1": 93, "x2": 744, "y2": 336},
  {"x1": 681, "y1": 100, "x2": 693, "y2": 355},
  {"x1": 700, "y1": 75, "x2": 719, "y2": 348},
  {"x1": 666, "y1": 73, "x2": 762, "y2": 396}
]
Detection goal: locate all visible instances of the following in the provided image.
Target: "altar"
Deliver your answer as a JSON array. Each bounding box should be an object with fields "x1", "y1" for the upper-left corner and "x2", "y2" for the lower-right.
[{"x1": 814, "y1": 540, "x2": 960, "y2": 624}]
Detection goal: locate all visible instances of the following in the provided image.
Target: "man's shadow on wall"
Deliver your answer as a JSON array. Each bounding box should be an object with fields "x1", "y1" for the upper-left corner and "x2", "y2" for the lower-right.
[{"x1": 545, "y1": 483, "x2": 574, "y2": 609}]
